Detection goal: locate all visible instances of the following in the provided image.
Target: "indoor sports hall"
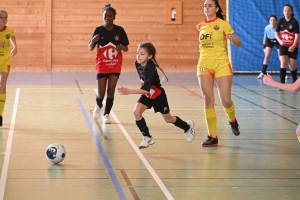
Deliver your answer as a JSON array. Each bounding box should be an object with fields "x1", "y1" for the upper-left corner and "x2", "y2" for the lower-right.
[{"x1": 0, "y1": 0, "x2": 300, "y2": 200}]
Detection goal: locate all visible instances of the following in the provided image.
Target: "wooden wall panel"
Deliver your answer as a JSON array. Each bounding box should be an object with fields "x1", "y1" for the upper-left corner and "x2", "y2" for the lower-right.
[
  {"x1": 1, "y1": 0, "x2": 46, "y2": 71},
  {"x1": 1, "y1": 0, "x2": 227, "y2": 71}
]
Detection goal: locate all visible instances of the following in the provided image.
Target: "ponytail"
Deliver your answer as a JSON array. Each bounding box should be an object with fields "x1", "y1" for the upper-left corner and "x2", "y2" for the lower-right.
[
  {"x1": 213, "y1": 0, "x2": 225, "y2": 20},
  {"x1": 152, "y1": 57, "x2": 168, "y2": 82}
]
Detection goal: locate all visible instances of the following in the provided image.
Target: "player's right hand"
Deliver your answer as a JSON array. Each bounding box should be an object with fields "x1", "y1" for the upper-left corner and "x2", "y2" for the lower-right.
[
  {"x1": 91, "y1": 34, "x2": 100, "y2": 43},
  {"x1": 117, "y1": 87, "x2": 130, "y2": 95}
]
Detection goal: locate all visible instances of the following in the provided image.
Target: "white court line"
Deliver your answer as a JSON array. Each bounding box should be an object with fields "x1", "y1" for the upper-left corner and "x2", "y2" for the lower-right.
[
  {"x1": 102, "y1": 108, "x2": 291, "y2": 111},
  {"x1": 94, "y1": 89, "x2": 174, "y2": 200},
  {"x1": 0, "y1": 88, "x2": 20, "y2": 199}
]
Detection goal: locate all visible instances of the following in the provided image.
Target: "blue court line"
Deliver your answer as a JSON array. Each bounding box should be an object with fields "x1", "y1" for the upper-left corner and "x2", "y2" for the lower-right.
[
  {"x1": 232, "y1": 82, "x2": 298, "y2": 125},
  {"x1": 231, "y1": 93, "x2": 298, "y2": 125},
  {"x1": 233, "y1": 82, "x2": 300, "y2": 111},
  {"x1": 77, "y1": 98, "x2": 127, "y2": 200}
]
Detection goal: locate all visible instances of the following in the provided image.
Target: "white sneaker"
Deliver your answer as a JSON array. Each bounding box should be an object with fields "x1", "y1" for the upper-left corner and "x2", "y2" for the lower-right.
[
  {"x1": 185, "y1": 120, "x2": 195, "y2": 143},
  {"x1": 92, "y1": 105, "x2": 101, "y2": 119},
  {"x1": 285, "y1": 75, "x2": 289, "y2": 80},
  {"x1": 139, "y1": 136, "x2": 155, "y2": 149},
  {"x1": 257, "y1": 73, "x2": 264, "y2": 79},
  {"x1": 102, "y1": 114, "x2": 111, "y2": 124}
]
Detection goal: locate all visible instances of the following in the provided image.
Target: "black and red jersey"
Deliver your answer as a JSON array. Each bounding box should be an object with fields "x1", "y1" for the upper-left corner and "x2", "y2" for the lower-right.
[
  {"x1": 91, "y1": 25, "x2": 129, "y2": 74},
  {"x1": 276, "y1": 17, "x2": 299, "y2": 47},
  {"x1": 92, "y1": 25, "x2": 129, "y2": 48},
  {"x1": 136, "y1": 60, "x2": 162, "y2": 99}
]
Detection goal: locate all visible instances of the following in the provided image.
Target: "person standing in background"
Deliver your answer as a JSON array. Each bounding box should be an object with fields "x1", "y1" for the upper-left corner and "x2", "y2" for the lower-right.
[
  {"x1": 89, "y1": 4, "x2": 129, "y2": 124},
  {"x1": 257, "y1": 15, "x2": 281, "y2": 79},
  {"x1": 275, "y1": 4, "x2": 299, "y2": 84}
]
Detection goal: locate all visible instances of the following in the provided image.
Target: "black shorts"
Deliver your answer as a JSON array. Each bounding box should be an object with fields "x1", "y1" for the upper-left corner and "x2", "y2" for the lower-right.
[
  {"x1": 279, "y1": 46, "x2": 298, "y2": 59},
  {"x1": 266, "y1": 38, "x2": 279, "y2": 49},
  {"x1": 137, "y1": 87, "x2": 170, "y2": 114},
  {"x1": 96, "y1": 73, "x2": 120, "y2": 80}
]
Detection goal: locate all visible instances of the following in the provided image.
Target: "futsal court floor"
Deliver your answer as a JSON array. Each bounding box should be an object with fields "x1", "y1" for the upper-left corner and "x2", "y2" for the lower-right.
[{"x1": 0, "y1": 71, "x2": 299, "y2": 200}]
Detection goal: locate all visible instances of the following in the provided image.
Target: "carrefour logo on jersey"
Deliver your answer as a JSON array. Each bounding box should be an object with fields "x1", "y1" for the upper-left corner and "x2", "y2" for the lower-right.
[
  {"x1": 200, "y1": 33, "x2": 213, "y2": 40},
  {"x1": 100, "y1": 42, "x2": 119, "y2": 60},
  {"x1": 103, "y1": 48, "x2": 118, "y2": 59}
]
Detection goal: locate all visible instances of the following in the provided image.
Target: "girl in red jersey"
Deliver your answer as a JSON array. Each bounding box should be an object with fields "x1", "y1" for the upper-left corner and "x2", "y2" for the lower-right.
[
  {"x1": 0, "y1": 10, "x2": 17, "y2": 126},
  {"x1": 88, "y1": 4, "x2": 129, "y2": 124},
  {"x1": 196, "y1": 0, "x2": 242, "y2": 146},
  {"x1": 117, "y1": 42, "x2": 195, "y2": 149},
  {"x1": 275, "y1": 4, "x2": 299, "y2": 84}
]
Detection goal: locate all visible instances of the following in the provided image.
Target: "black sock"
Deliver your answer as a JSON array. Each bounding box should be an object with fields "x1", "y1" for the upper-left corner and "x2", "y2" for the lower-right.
[
  {"x1": 104, "y1": 97, "x2": 114, "y2": 115},
  {"x1": 291, "y1": 68, "x2": 298, "y2": 83},
  {"x1": 136, "y1": 118, "x2": 151, "y2": 137},
  {"x1": 173, "y1": 116, "x2": 189, "y2": 132},
  {"x1": 96, "y1": 97, "x2": 103, "y2": 108},
  {"x1": 280, "y1": 68, "x2": 286, "y2": 83},
  {"x1": 262, "y1": 64, "x2": 268, "y2": 74}
]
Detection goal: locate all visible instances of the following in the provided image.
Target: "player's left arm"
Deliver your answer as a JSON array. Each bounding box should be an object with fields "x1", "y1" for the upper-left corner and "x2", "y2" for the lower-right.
[
  {"x1": 117, "y1": 87, "x2": 148, "y2": 95},
  {"x1": 226, "y1": 33, "x2": 242, "y2": 48},
  {"x1": 289, "y1": 21, "x2": 299, "y2": 52},
  {"x1": 224, "y1": 22, "x2": 241, "y2": 48},
  {"x1": 116, "y1": 27, "x2": 129, "y2": 52},
  {"x1": 288, "y1": 33, "x2": 298, "y2": 52},
  {"x1": 10, "y1": 35, "x2": 17, "y2": 56},
  {"x1": 116, "y1": 44, "x2": 128, "y2": 52},
  {"x1": 263, "y1": 73, "x2": 300, "y2": 93}
]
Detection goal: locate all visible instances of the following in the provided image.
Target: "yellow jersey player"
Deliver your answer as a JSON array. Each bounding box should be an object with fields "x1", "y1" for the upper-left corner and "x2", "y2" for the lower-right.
[
  {"x1": 0, "y1": 10, "x2": 17, "y2": 126},
  {"x1": 196, "y1": 0, "x2": 242, "y2": 146}
]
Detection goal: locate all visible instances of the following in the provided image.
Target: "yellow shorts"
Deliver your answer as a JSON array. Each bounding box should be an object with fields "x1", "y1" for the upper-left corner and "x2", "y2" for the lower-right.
[
  {"x1": 197, "y1": 59, "x2": 233, "y2": 78},
  {"x1": 0, "y1": 63, "x2": 10, "y2": 73}
]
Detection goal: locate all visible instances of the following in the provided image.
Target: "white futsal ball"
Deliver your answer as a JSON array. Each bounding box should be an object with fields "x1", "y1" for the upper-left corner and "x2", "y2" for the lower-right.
[{"x1": 45, "y1": 143, "x2": 66, "y2": 164}]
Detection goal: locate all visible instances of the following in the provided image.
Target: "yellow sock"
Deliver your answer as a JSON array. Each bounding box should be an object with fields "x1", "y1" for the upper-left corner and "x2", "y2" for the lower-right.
[
  {"x1": 223, "y1": 102, "x2": 235, "y2": 122},
  {"x1": 0, "y1": 93, "x2": 6, "y2": 116},
  {"x1": 204, "y1": 108, "x2": 217, "y2": 138}
]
